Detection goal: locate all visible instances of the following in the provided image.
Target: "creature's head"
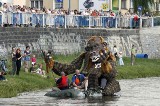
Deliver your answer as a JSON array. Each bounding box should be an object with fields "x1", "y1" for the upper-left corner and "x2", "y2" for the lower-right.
[{"x1": 85, "y1": 36, "x2": 109, "y2": 68}]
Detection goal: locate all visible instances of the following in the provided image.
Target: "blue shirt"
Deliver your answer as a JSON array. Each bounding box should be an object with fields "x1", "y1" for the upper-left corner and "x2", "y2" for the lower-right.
[
  {"x1": 24, "y1": 50, "x2": 31, "y2": 61},
  {"x1": 71, "y1": 74, "x2": 85, "y2": 84}
]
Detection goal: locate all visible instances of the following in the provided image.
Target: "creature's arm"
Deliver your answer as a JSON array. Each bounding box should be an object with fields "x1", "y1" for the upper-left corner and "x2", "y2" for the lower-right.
[
  {"x1": 100, "y1": 48, "x2": 117, "y2": 78},
  {"x1": 52, "y1": 52, "x2": 86, "y2": 76}
]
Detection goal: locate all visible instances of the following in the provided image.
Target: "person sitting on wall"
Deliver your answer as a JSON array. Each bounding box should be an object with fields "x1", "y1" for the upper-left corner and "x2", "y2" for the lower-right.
[
  {"x1": 71, "y1": 69, "x2": 88, "y2": 91},
  {"x1": 55, "y1": 72, "x2": 69, "y2": 90}
]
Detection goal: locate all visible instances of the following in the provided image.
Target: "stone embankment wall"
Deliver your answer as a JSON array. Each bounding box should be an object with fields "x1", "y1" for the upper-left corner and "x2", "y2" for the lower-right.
[
  {"x1": 140, "y1": 27, "x2": 160, "y2": 58},
  {"x1": 0, "y1": 27, "x2": 159, "y2": 58}
]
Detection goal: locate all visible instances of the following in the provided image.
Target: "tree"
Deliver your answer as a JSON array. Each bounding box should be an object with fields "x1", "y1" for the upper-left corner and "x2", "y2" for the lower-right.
[{"x1": 133, "y1": 0, "x2": 154, "y2": 13}]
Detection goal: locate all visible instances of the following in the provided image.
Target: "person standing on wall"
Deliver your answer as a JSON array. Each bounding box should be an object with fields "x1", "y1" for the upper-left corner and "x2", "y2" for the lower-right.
[
  {"x1": 24, "y1": 46, "x2": 31, "y2": 72},
  {"x1": 16, "y1": 48, "x2": 22, "y2": 75},
  {"x1": 11, "y1": 47, "x2": 17, "y2": 75},
  {"x1": 131, "y1": 45, "x2": 136, "y2": 66}
]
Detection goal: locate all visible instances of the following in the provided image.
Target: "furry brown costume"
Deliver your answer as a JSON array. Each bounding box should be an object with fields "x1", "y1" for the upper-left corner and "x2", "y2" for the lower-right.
[
  {"x1": 42, "y1": 51, "x2": 54, "y2": 75},
  {"x1": 52, "y1": 36, "x2": 120, "y2": 96}
]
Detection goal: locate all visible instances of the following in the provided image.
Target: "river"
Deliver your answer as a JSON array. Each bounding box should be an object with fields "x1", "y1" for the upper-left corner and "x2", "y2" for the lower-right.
[{"x1": 0, "y1": 77, "x2": 160, "y2": 106}]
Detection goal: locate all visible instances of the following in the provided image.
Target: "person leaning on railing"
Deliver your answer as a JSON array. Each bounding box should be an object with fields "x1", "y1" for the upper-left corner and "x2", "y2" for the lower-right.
[
  {"x1": 0, "y1": 4, "x2": 151, "y2": 29},
  {"x1": 91, "y1": 10, "x2": 99, "y2": 27},
  {"x1": 133, "y1": 13, "x2": 139, "y2": 28}
]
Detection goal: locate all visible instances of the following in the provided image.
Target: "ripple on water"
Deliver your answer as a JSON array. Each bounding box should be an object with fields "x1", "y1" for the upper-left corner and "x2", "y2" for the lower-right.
[{"x1": 0, "y1": 77, "x2": 160, "y2": 106}]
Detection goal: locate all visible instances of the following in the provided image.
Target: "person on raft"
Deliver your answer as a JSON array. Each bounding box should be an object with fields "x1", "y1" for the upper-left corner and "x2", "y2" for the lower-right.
[
  {"x1": 71, "y1": 69, "x2": 88, "y2": 91},
  {"x1": 55, "y1": 72, "x2": 69, "y2": 90}
]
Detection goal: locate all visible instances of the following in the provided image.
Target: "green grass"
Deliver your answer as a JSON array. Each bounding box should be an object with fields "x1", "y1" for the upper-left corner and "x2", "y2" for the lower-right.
[
  {"x1": 0, "y1": 53, "x2": 160, "y2": 98},
  {"x1": 116, "y1": 57, "x2": 160, "y2": 79},
  {"x1": 0, "y1": 72, "x2": 53, "y2": 98}
]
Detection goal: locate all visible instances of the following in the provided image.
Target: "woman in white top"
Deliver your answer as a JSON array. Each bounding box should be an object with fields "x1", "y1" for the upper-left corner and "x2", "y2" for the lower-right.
[{"x1": 118, "y1": 52, "x2": 124, "y2": 66}]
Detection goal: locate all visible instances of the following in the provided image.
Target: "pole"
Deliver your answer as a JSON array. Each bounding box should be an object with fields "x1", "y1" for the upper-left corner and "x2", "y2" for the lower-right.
[
  {"x1": 43, "y1": 13, "x2": 44, "y2": 27},
  {"x1": 68, "y1": 0, "x2": 71, "y2": 12},
  {"x1": 130, "y1": 0, "x2": 134, "y2": 13}
]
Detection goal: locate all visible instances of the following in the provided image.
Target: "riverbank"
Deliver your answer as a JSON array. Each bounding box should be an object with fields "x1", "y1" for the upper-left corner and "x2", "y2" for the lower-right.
[
  {"x1": 116, "y1": 57, "x2": 160, "y2": 79},
  {"x1": 0, "y1": 54, "x2": 160, "y2": 98}
]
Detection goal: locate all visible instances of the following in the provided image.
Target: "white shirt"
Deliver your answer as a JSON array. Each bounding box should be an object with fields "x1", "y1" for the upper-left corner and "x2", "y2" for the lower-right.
[
  {"x1": 70, "y1": 11, "x2": 74, "y2": 15},
  {"x1": 113, "y1": 47, "x2": 118, "y2": 54}
]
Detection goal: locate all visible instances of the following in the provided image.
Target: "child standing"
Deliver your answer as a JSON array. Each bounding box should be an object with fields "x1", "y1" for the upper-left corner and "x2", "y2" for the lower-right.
[
  {"x1": 31, "y1": 54, "x2": 36, "y2": 66},
  {"x1": 29, "y1": 54, "x2": 36, "y2": 73},
  {"x1": 118, "y1": 52, "x2": 124, "y2": 66}
]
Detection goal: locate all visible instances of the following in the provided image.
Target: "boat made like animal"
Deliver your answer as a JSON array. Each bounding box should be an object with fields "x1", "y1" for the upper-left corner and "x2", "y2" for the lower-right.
[{"x1": 45, "y1": 87, "x2": 103, "y2": 98}]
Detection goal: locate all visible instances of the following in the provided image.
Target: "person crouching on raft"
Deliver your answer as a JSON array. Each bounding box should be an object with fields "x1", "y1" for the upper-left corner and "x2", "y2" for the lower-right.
[
  {"x1": 71, "y1": 69, "x2": 88, "y2": 91},
  {"x1": 55, "y1": 72, "x2": 69, "y2": 90}
]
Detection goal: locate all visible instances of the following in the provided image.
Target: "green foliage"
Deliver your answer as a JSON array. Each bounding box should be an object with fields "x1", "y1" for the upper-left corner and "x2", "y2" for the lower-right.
[
  {"x1": 0, "y1": 54, "x2": 160, "y2": 98},
  {"x1": 0, "y1": 53, "x2": 80, "y2": 98},
  {"x1": 53, "y1": 52, "x2": 81, "y2": 63},
  {"x1": 133, "y1": 0, "x2": 154, "y2": 13},
  {"x1": 0, "y1": 73, "x2": 53, "y2": 98},
  {"x1": 116, "y1": 57, "x2": 160, "y2": 79}
]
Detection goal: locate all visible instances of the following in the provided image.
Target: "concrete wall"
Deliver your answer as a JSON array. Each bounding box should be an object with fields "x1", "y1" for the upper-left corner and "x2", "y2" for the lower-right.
[
  {"x1": 120, "y1": 0, "x2": 130, "y2": 14},
  {"x1": 10, "y1": 0, "x2": 131, "y2": 12},
  {"x1": 43, "y1": 0, "x2": 53, "y2": 10},
  {"x1": 140, "y1": 27, "x2": 160, "y2": 58},
  {"x1": 0, "y1": 27, "x2": 159, "y2": 58},
  {"x1": 25, "y1": 0, "x2": 30, "y2": 7},
  {"x1": 13, "y1": 0, "x2": 26, "y2": 6},
  {"x1": 63, "y1": 0, "x2": 79, "y2": 11}
]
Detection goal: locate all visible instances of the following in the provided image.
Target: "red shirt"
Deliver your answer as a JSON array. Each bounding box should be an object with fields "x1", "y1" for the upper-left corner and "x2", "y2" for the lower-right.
[
  {"x1": 58, "y1": 76, "x2": 68, "y2": 88},
  {"x1": 31, "y1": 57, "x2": 36, "y2": 62}
]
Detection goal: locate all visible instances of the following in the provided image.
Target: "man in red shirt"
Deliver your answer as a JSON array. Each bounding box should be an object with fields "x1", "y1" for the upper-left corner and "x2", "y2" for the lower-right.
[{"x1": 55, "y1": 72, "x2": 69, "y2": 90}]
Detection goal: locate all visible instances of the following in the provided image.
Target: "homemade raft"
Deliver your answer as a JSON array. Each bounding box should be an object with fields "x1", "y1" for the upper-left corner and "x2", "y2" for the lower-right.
[{"x1": 45, "y1": 87, "x2": 102, "y2": 98}]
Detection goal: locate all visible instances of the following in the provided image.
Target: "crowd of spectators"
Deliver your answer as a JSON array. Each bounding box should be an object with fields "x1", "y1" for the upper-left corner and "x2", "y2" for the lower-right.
[{"x1": 0, "y1": 3, "x2": 153, "y2": 28}]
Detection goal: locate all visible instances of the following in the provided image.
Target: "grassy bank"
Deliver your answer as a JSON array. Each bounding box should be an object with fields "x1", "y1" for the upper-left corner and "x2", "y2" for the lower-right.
[
  {"x1": 0, "y1": 72, "x2": 53, "y2": 98},
  {"x1": 0, "y1": 53, "x2": 160, "y2": 98},
  {"x1": 116, "y1": 57, "x2": 160, "y2": 79}
]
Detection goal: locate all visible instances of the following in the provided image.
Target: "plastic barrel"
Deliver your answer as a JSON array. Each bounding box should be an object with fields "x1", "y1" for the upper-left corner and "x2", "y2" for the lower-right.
[{"x1": 136, "y1": 54, "x2": 148, "y2": 58}]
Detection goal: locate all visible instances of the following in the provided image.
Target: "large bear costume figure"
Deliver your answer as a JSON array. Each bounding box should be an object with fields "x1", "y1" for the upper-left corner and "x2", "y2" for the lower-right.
[{"x1": 52, "y1": 36, "x2": 120, "y2": 96}]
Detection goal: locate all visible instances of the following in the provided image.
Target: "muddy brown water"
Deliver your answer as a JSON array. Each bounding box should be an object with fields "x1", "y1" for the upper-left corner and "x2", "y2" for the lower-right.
[{"x1": 0, "y1": 77, "x2": 160, "y2": 106}]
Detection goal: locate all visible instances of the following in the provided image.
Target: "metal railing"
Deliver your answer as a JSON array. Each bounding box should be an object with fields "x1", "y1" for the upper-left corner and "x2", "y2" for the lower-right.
[{"x1": 0, "y1": 12, "x2": 159, "y2": 28}]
